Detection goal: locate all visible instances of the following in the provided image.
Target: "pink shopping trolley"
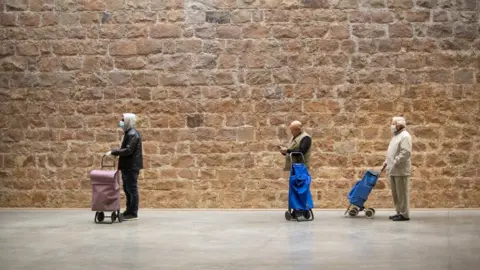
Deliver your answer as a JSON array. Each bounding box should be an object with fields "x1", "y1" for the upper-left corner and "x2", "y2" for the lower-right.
[{"x1": 89, "y1": 155, "x2": 123, "y2": 224}]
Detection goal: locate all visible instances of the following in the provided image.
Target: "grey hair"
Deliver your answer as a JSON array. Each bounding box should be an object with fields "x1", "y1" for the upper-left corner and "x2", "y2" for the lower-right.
[
  {"x1": 393, "y1": 116, "x2": 406, "y2": 127},
  {"x1": 123, "y1": 113, "x2": 136, "y2": 130}
]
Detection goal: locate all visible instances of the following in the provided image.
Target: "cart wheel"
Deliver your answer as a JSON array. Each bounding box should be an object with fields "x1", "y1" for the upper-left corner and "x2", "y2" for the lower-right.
[
  {"x1": 371, "y1": 208, "x2": 376, "y2": 214},
  {"x1": 285, "y1": 211, "x2": 292, "y2": 221},
  {"x1": 348, "y1": 208, "x2": 358, "y2": 217},
  {"x1": 97, "y1": 212, "x2": 105, "y2": 222},
  {"x1": 111, "y1": 212, "x2": 117, "y2": 223},
  {"x1": 94, "y1": 212, "x2": 99, "y2": 223},
  {"x1": 117, "y1": 211, "x2": 123, "y2": 222},
  {"x1": 303, "y1": 210, "x2": 311, "y2": 220},
  {"x1": 365, "y1": 208, "x2": 374, "y2": 219}
]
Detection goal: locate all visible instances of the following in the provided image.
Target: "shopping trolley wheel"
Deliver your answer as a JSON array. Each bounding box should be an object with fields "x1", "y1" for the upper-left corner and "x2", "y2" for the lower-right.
[
  {"x1": 118, "y1": 211, "x2": 124, "y2": 222},
  {"x1": 111, "y1": 212, "x2": 117, "y2": 223},
  {"x1": 285, "y1": 211, "x2": 292, "y2": 221},
  {"x1": 97, "y1": 212, "x2": 105, "y2": 222},
  {"x1": 365, "y1": 208, "x2": 374, "y2": 219},
  {"x1": 303, "y1": 210, "x2": 311, "y2": 220},
  {"x1": 348, "y1": 208, "x2": 358, "y2": 217}
]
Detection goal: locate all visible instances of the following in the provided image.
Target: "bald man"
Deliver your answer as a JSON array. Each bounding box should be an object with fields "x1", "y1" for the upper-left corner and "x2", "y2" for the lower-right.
[
  {"x1": 383, "y1": 116, "x2": 412, "y2": 221},
  {"x1": 279, "y1": 121, "x2": 312, "y2": 171}
]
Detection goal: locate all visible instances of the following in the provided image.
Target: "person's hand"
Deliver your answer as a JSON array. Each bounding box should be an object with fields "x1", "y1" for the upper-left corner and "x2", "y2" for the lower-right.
[
  {"x1": 280, "y1": 147, "x2": 287, "y2": 155},
  {"x1": 383, "y1": 161, "x2": 387, "y2": 167},
  {"x1": 105, "y1": 151, "x2": 112, "y2": 156}
]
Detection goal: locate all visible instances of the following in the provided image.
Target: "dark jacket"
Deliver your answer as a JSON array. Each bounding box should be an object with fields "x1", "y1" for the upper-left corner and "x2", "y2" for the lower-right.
[{"x1": 111, "y1": 128, "x2": 143, "y2": 171}]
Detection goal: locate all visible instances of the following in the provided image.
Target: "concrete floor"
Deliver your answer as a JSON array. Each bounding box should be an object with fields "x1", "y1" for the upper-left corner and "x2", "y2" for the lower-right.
[{"x1": 0, "y1": 210, "x2": 479, "y2": 270}]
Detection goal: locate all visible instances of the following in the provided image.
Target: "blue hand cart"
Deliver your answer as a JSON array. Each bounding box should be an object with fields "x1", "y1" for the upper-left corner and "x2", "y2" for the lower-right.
[
  {"x1": 344, "y1": 164, "x2": 386, "y2": 218},
  {"x1": 284, "y1": 152, "x2": 314, "y2": 222}
]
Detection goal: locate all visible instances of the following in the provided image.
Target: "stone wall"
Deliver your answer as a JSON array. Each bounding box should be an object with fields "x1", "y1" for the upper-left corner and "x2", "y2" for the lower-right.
[{"x1": 0, "y1": 0, "x2": 479, "y2": 208}]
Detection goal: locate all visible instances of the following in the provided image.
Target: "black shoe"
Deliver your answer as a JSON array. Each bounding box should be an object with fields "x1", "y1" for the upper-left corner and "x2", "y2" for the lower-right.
[
  {"x1": 123, "y1": 214, "x2": 139, "y2": 221},
  {"x1": 389, "y1": 214, "x2": 400, "y2": 219},
  {"x1": 392, "y1": 215, "x2": 410, "y2": 221}
]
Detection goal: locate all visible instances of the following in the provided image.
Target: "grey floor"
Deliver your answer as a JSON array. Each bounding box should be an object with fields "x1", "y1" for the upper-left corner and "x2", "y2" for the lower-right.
[{"x1": 0, "y1": 210, "x2": 479, "y2": 270}]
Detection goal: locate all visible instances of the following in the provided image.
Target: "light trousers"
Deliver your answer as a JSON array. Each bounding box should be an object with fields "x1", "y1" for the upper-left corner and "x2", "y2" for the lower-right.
[{"x1": 389, "y1": 176, "x2": 410, "y2": 218}]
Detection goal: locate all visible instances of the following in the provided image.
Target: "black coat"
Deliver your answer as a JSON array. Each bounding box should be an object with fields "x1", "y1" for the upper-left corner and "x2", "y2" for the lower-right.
[{"x1": 111, "y1": 128, "x2": 143, "y2": 171}]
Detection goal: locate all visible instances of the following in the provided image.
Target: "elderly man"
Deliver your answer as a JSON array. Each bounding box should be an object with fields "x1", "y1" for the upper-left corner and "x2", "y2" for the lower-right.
[
  {"x1": 106, "y1": 113, "x2": 143, "y2": 221},
  {"x1": 383, "y1": 116, "x2": 412, "y2": 221},
  {"x1": 279, "y1": 121, "x2": 312, "y2": 171}
]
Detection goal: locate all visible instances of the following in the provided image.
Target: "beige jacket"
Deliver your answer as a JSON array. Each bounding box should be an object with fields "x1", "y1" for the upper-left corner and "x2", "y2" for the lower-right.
[
  {"x1": 283, "y1": 131, "x2": 311, "y2": 171},
  {"x1": 385, "y1": 129, "x2": 412, "y2": 176}
]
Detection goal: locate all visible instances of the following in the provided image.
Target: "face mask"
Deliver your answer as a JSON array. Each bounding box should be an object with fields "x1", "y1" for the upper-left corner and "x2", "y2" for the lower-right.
[
  {"x1": 119, "y1": 121, "x2": 125, "y2": 129},
  {"x1": 391, "y1": 125, "x2": 397, "y2": 133}
]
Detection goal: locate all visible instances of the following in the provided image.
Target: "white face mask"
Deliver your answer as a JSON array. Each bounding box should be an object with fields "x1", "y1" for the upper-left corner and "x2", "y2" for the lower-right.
[{"x1": 391, "y1": 125, "x2": 397, "y2": 133}]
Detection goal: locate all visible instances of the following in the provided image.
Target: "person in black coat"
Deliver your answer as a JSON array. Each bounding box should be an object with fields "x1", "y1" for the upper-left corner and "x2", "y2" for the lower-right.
[{"x1": 106, "y1": 113, "x2": 143, "y2": 220}]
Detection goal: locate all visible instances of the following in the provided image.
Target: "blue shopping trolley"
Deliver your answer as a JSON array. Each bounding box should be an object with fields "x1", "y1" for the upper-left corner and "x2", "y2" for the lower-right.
[
  {"x1": 284, "y1": 152, "x2": 314, "y2": 222},
  {"x1": 344, "y1": 164, "x2": 386, "y2": 218}
]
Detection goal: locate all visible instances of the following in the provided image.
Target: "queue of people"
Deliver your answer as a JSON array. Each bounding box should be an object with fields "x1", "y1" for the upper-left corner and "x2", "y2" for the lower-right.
[{"x1": 105, "y1": 113, "x2": 412, "y2": 222}]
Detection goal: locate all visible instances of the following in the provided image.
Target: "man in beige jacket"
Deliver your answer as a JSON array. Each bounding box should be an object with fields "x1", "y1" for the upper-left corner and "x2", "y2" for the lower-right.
[
  {"x1": 383, "y1": 116, "x2": 412, "y2": 221},
  {"x1": 279, "y1": 121, "x2": 312, "y2": 171}
]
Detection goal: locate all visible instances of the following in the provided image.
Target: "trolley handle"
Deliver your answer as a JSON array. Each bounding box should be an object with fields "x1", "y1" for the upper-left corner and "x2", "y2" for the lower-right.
[
  {"x1": 101, "y1": 154, "x2": 116, "y2": 169},
  {"x1": 289, "y1": 152, "x2": 305, "y2": 164},
  {"x1": 380, "y1": 163, "x2": 387, "y2": 174}
]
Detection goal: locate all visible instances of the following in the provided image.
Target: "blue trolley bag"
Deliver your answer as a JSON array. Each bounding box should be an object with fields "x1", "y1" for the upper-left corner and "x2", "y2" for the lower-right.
[
  {"x1": 284, "y1": 152, "x2": 314, "y2": 222},
  {"x1": 344, "y1": 164, "x2": 386, "y2": 219}
]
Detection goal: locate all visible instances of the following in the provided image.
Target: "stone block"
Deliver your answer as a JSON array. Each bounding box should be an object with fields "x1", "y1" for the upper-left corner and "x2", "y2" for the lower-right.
[
  {"x1": 150, "y1": 24, "x2": 182, "y2": 39},
  {"x1": 352, "y1": 25, "x2": 386, "y2": 38},
  {"x1": 206, "y1": 11, "x2": 231, "y2": 24}
]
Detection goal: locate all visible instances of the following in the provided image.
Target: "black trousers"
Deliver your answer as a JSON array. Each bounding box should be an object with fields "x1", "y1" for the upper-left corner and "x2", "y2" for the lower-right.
[{"x1": 121, "y1": 169, "x2": 139, "y2": 215}]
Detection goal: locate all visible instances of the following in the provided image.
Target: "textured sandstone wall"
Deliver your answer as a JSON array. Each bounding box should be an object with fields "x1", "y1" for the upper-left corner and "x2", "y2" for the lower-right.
[{"x1": 0, "y1": 0, "x2": 479, "y2": 208}]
